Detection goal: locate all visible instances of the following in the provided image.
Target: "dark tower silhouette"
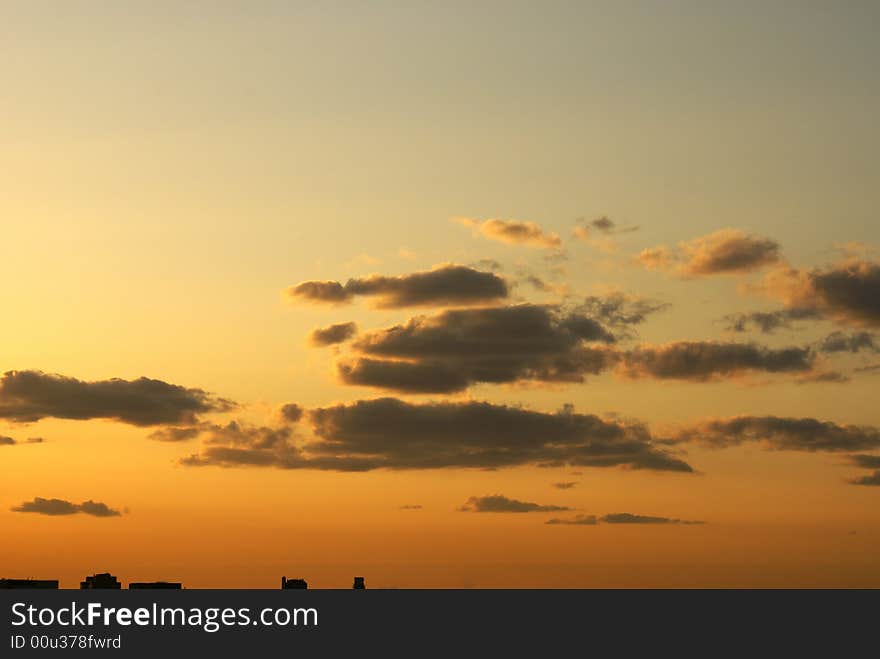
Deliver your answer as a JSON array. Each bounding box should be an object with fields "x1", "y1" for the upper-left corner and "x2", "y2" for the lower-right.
[
  {"x1": 129, "y1": 581, "x2": 182, "y2": 589},
  {"x1": 80, "y1": 573, "x2": 121, "y2": 589},
  {"x1": 0, "y1": 578, "x2": 59, "y2": 589},
  {"x1": 353, "y1": 576, "x2": 365, "y2": 589},
  {"x1": 281, "y1": 577, "x2": 308, "y2": 589}
]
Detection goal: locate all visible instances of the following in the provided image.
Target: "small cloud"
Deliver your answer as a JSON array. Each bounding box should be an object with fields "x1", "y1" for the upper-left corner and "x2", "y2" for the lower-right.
[
  {"x1": 600, "y1": 512, "x2": 704, "y2": 525},
  {"x1": 816, "y1": 331, "x2": 877, "y2": 354},
  {"x1": 148, "y1": 426, "x2": 202, "y2": 442},
  {"x1": 279, "y1": 403, "x2": 304, "y2": 423},
  {"x1": 285, "y1": 264, "x2": 509, "y2": 308},
  {"x1": 638, "y1": 229, "x2": 780, "y2": 277},
  {"x1": 309, "y1": 321, "x2": 358, "y2": 347},
  {"x1": 459, "y1": 495, "x2": 570, "y2": 513},
  {"x1": 572, "y1": 217, "x2": 639, "y2": 252},
  {"x1": 546, "y1": 514, "x2": 597, "y2": 525},
  {"x1": 398, "y1": 248, "x2": 417, "y2": 261},
  {"x1": 457, "y1": 217, "x2": 561, "y2": 249},
  {"x1": 850, "y1": 471, "x2": 880, "y2": 486},
  {"x1": 0, "y1": 436, "x2": 45, "y2": 446},
  {"x1": 399, "y1": 504, "x2": 423, "y2": 510},
  {"x1": 552, "y1": 482, "x2": 578, "y2": 489},
  {"x1": 11, "y1": 497, "x2": 122, "y2": 517}
]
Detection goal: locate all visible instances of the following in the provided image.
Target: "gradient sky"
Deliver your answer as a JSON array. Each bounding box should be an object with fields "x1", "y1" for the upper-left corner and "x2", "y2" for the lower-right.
[{"x1": 2, "y1": 1, "x2": 880, "y2": 588}]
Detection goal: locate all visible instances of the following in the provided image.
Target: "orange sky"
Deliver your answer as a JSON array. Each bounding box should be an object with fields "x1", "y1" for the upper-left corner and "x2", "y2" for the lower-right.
[{"x1": 2, "y1": 2, "x2": 880, "y2": 588}]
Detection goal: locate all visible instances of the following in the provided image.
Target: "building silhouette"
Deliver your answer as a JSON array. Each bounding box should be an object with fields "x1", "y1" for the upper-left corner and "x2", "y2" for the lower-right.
[
  {"x1": 353, "y1": 576, "x2": 365, "y2": 589},
  {"x1": 80, "y1": 573, "x2": 121, "y2": 589},
  {"x1": 129, "y1": 581, "x2": 182, "y2": 589},
  {"x1": 0, "y1": 578, "x2": 58, "y2": 589},
  {"x1": 281, "y1": 577, "x2": 308, "y2": 589}
]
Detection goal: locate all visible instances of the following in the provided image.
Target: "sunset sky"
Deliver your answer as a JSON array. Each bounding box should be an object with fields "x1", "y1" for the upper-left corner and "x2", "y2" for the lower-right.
[{"x1": 2, "y1": 2, "x2": 880, "y2": 588}]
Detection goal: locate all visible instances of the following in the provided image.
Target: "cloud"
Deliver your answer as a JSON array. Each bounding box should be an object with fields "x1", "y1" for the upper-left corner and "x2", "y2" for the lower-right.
[
  {"x1": 600, "y1": 513, "x2": 705, "y2": 524},
  {"x1": 552, "y1": 482, "x2": 578, "y2": 489},
  {"x1": 2, "y1": 435, "x2": 47, "y2": 445},
  {"x1": 816, "y1": 331, "x2": 877, "y2": 354},
  {"x1": 400, "y1": 504, "x2": 423, "y2": 510},
  {"x1": 795, "y1": 370, "x2": 850, "y2": 385},
  {"x1": 758, "y1": 259, "x2": 880, "y2": 327},
  {"x1": 668, "y1": 416, "x2": 880, "y2": 452},
  {"x1": 723, "y1": 307, "x2": 821, "y2": 333},
  {"x1": 11, "y1": 497, "x2": 122, "y2": 517},
  {"x1": 578, "y1": 293, "x2": 669, "y2": 329},
  {"x1": 459, "y1": 495, "x2": 570, "y2": 513},
  {"x1": 182, "y1": 398, "x2": 694, "y2": 473},
  {"x1": 638, "y1": 229, "x2": 780, "y2": 277},
  {"x1": 855, "y1": 363, "x2": 880, "y2": 374},
  {"x1": 310, "y1": 322, "x2": 358, "y2": 347},
  {"x1": 0, "y1": 370, "x2": 232, "y2": 426},
  {"x1": 337, "y1": 304, "x2": 615, "y2": 393},
  {"x1": 850, "y1": 471, "x2": 880, "y2": 486},
  {"x1": 850, "y1": 454, "x2": 880, "y2": 469},
  {"x1": 285, "y1": 264, "x2": 509, "y2": 308},
  {"x1": 336, "y1": 306, "x2": 816, "y2": 391},
  {"x1": 615, "y1": 342, "x2": 814, "y2": 381},
  {"x1": 546, "y1": 513, "x2": 704, "y2": 525},
  {"x1": 572, "y1": 217, "x2": 640, "y2": 251},
  {"x1": 279, "y1": 403, "x2": 304, "y2": 423},
  {"x1": 545, "y1": 514, "x2": 598, "y2": 525},
  {"x1": 458, "y1": 218, "x2": 561, "y2": 249},
  {"x1": 147, "y1": 426, "x2": 202, "y2": 442}
]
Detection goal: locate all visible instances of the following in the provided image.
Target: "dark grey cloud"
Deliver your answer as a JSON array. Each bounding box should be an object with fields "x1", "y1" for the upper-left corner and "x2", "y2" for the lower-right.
[
  {"x1": 310, "y1": 322, "x2": 358, "y2": 347},
  {"x1": 545, "y1": 514, "x2": 598, "y2": 525},
  {"x1": 279, "y1": 403, "x2": 304, "y2": 423},
  {"x1": 11, "y1": 497, "x2": 122, "y2": 517},
  {"x1": 552, "y1": 482, "x2": 578, "y2": 489},
  {"x1": 182, "y1": 398, "x2": 693, "y2": 473},
  {"x1": 546, "y1": 512, "x2": 704, "y2": 525},
  {"x1": 638, "y1": 229, "x2": 780, "y2": 277},
  {"x1": 617, "y1": 342, "x2": 814, "y2": 381},
  {"x1": 850, "y1": 454, "x2": 880, "y2": 469},
  {"x1": 459, "y1": 495, "x2": 570, "y2": 513},
  {"x1": 0, "y1": 436, "x2": 15, "y2": 445},
  {"x1": 0, "y1": 370, "x2": 232, "y2": 426},
  {"x1": 147, "y1": 426, "x2": 202, "y2": 442},
  {"x1": 723, "y1": 307, "x2": 821, "y2": 333},
  {"x1": 341, "y1": 317, "x2": 815, "y2": 391},
  {"x1": 669, "y1": 416, "x2": 880, "y2": 452},
  {"x1": 337, "y1": 304, "x2": 616, "y2": 393},
  {"x1": 817, "y1": 331, "x2": 877, "y2": 354},
  {"x1": 578, "y1": 293, "x2": 669, "y2": 333},
  {"x1": 573, "y1": 216, "x2": 640, "y2": 240},
  {"x1": 600, "y1": 513, "x2": 705, "y2": 524},
  {"x1": 338, "y1": 358, "x2": 470, "y2": 394},
  {"x1": 285, "y1": 265, "x2": 509, "y2": 308},
  {"x1": 400, "y1": 504, "x2": 423, "y2": 510},
  {"x1": 850, "y1": 471, "x2": 880, "y2": 486},
  {"x1": 762, "y1": 260, "x2": 880, "y2": 328},
  {"x1": 796, "y1": 370, "x2": 850, "y2": 384}
]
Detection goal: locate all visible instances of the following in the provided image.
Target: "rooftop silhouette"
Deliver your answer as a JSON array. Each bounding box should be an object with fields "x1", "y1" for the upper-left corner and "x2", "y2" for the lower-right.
[
  {"x1": 80, "y1": 573, "x2": 121, "y2": 589},
  {"x1": 0, "y1": 578, "x2": 59, "y2": 589},
  {"x1": 353, "y1": 576, "x2": 365, "y2": 589},
  {"x1": 281, "y1": 577, "x2": 308, "y2": 589}
]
